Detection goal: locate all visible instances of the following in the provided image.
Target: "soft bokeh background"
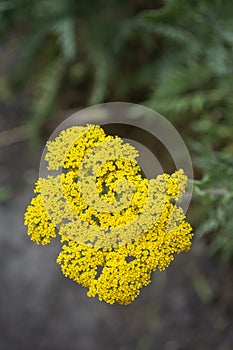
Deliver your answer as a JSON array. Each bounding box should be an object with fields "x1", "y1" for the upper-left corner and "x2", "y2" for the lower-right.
[{"x1": 0, "y1": 1, "x2": 233, "y2": 349}]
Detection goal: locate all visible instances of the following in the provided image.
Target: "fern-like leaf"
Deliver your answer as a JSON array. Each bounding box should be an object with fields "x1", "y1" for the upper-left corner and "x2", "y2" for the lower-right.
[
  {"x1": 28, "y1": 56, "x2": 66, "y2": 143},
  {"x1": 53, "y1": 17, "x2": 77, "y2": 61}
]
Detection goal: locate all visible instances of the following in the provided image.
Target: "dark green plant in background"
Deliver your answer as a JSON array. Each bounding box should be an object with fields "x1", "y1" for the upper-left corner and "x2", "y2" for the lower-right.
[
  {"x1": 0, "y1": 0, "x2": 233, "y2": 261},
  {"x1": 0, "y1": 0, "x2": 159, "y2": 137},
  {"x1": 139, "y1": 0, "x2": 233, "y2": 261}
]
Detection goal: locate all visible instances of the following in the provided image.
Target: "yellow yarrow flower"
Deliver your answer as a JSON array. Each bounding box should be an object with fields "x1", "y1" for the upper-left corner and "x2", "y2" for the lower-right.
[{"x1": 24, "y1": 124, "x2": 193, "y2": 305}]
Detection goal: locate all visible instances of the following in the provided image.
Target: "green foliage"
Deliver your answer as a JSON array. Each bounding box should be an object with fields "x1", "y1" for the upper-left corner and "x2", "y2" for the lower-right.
[
  {"x1": 139, "y1": 0, "x2": 233, "y2": 261},
  {"x1": 192, "y1": 149, "x2": 233, "y2": 261},
  {"x1": 139, "y1": 0, "x2": 233, "y2": 119},
  {"x1": 29, "y1": 57, "x2": 67, "y2": 143},
  {"x1": 1, "y1": 0, "x2": 156, "y2": 138}
]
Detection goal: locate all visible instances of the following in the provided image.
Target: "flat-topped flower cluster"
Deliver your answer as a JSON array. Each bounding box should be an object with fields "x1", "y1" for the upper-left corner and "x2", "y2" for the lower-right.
[{"x1": 25, "y1": 124, "x2": 193, "y2": 304}]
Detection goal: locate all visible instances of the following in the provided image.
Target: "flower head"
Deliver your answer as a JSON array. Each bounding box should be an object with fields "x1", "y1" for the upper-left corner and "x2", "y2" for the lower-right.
[{"x1": 24, "y1": 124, "x2": 193, "y2": 304}]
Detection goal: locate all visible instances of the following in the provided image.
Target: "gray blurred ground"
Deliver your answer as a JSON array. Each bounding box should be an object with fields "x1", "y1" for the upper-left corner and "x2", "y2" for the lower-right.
[
  {"x1": 0, "y1": 105, "x2": 233, "y2": 350},
  {"x1": 1, "y1": 186, "x2": 233, "y2": 350}
]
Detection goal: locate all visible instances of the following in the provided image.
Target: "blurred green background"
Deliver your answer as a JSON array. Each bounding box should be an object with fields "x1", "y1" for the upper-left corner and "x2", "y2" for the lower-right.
[{"x1": 0, "y1": 0, "x2": 233, "y2": 349}]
